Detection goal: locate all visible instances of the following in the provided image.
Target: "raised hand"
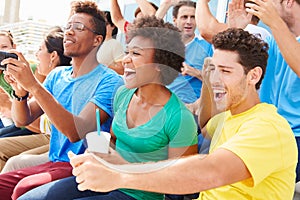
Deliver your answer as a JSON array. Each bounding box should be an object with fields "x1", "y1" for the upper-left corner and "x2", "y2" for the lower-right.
[
  {"x1": 245, "y1": 0, "x2": 281, "y2": 28},
  {"x1": 228, "y1": 0, "x2": 252, "y2": 28},
  {"x1": 181, "y1": 62, "x2": 202, "y2": 81}
]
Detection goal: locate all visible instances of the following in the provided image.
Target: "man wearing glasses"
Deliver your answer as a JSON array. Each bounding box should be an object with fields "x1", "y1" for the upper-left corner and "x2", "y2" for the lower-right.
[{"x1": 0, "y1": 1, "x2": 123, "y2": 199}]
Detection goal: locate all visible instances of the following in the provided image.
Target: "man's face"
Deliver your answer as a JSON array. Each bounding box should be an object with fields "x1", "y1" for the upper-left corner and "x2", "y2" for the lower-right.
[
  {"x1": 63, "y1": 13, "x2": 101, "y2": 58},
  {"x1": 173, "y1": 5, "x2": 196, "y2": 40},
  {"x1": 210, "y1": 50, "x2": 250, "y2": 114}
]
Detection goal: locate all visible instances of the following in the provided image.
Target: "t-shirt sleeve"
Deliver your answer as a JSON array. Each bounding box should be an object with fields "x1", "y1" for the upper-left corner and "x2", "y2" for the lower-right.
[
  {"x1": 167, "y1": 102, "x2": 198, "y2": 148},
  {"x1": 113, "y1": 85, "x2": 127, "y2": 114},
  {"x1": 220, "y1": 119, "x2": 286, "y2": 186},
  {"x1": 90, "y1": 74, "x2": 123, "y2": 118}
]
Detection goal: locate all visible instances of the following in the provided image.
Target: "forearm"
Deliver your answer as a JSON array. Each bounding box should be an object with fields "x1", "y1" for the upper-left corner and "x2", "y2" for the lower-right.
[
  {"x1": 198, "y1": 84, "x2": 217, "y2": 129},
  {"x1": 196, "y1": 0, "x2": 228, "y2": 43},
  {"x1": 155, "y1": 1, "x2": 173, "y2": 19},
  {"x1": 28, "y1": 82, "x2": 82, "y2": 142},
  {"x1": 117, "y1": 154, "x2": 216, "y2": 194},
  {"x1": 11, "y1": 98, "x2": 33, "y2": 126},
  {"x1": 136, "y1": 0, "x2": 156, "y2": 16},
  {"x1": 110, "y1": 0, "x2": 126, "y2": 32},
  {"x1": 269, "y1": 18, "x2": 300, "y2": 76}
]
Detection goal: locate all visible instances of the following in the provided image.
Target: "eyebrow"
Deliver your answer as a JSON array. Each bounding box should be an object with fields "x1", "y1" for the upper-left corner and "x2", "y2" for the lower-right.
[
  {"x1": 217, "y1": 65, "x2": 234, "y2": 69},
  {"x1": 125, "y1": 46, "x2": 146, "y2": 51}
]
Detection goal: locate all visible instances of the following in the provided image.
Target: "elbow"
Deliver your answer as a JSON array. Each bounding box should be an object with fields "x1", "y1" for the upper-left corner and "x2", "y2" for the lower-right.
[
  {"x1": 13, "y1": 118, "x2": 30, "y2": 127},
  {"x1": 68, "y1": 136, "x2": 81, "y2": 143},
  {"x1": 61, "y1": 129, "x2": 81, "y2": 143},
  {"x1": 199, "y1": 29, "x2": 213, "y2": 44}
]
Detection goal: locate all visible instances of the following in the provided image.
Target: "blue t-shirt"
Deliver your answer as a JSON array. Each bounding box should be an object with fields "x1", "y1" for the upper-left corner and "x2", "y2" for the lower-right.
[
  {"x1": 44, "y1": 64, "x2": 123, "y2": 162},
  {"x1": 167, "y1": 36, "x2": 213, "y2": 103},
  {"x1": 259, "y1": 36, "x2": 300, "y2": 136}
]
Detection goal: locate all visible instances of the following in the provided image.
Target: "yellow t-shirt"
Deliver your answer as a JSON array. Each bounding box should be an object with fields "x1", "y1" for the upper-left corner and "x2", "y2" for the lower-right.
[{"x1": 198, "y1": 103, "x2": 297, "y2": 200}]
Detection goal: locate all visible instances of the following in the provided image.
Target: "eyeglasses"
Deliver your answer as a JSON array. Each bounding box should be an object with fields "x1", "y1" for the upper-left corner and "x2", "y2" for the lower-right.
[{"x1": 63, "y1": 22, "x2": 99, "y2": 35}]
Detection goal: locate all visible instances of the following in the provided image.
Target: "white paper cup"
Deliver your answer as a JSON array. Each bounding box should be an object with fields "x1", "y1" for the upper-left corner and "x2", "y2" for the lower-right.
[{"x1": 86, "y1": 131, "x2": 111, "y2": 154}]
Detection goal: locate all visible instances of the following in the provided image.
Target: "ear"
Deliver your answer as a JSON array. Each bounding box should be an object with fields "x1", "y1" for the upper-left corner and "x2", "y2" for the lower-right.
[
  {"x1": 286, "y1": 0, "x2": 294, "y2": 8},
  {"x1": 155, "y1": 65, "x2": 161, "y2": 72},
  {"x1": 247, "y1": 66, "x2": 262, "y2": 86},
  {"x1": 94, "y1": 35, "x2": 103, "y2": 47},
  {"x1": 173, "y1": 17, "x2": 177, "y2": 24},
  {"x1": 50, "y1": 51, "x2": 59, "y2": 67}
]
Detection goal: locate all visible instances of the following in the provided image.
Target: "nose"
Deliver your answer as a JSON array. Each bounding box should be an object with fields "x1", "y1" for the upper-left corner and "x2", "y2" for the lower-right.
[
  {"x1": 63, "y1": 25, "x2": 74, "y2": 35},
  {"x1": 210, "y1": 68, "x2": 221, "y2": 84},
  {"x1": 186, "y1": 16, "x2": 193, "y2": 24},
  {"x1": 122, "y1": 53, "x2": 132, "y2": 66}
]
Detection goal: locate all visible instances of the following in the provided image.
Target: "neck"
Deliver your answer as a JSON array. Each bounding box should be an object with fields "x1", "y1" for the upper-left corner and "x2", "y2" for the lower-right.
[
  {"x1": 71, "y1": 51, "x2": 99, "y2": 77},
  {"x1": 182, "y1": 34, "x2": 195, "y2": 44},
  {"x1": 135, "y1": 84, "x2": 170, "y2": 106},
  {"x1": 230, "y1": 92, "x2": 260, "y2": 116}
]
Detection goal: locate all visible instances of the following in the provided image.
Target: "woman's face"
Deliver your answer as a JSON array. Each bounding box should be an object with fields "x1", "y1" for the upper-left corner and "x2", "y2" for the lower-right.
[
  {"x1": 0, "y1": 35, "x2": 14, "y2": 51},
  {"x1": 35, "y1": 41, "x2": 52, "y2": 76},
  {"x1": 123, "y1": 36, "x2": 161, "y2": 88}
]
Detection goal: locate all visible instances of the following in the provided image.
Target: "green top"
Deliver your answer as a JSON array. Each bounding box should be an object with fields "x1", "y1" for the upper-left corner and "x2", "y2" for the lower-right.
[
  {"x1": 0, "y1": 73, "x2": 13, "y2": 97},
  {"x1": 112, "y1": 86, "x2": 198, "y2": 200},
  {"x1": 0, "y1": 63, "x2": 38, "y2": 97}
]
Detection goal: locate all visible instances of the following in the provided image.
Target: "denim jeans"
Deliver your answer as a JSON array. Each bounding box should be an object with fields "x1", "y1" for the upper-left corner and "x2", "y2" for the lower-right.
[
  {"x1": 18, "y1": 176, "x2": 136, "y2": 200},
  {"x1": 296, "y1": 137, "x2": 300, "y2": 182}
]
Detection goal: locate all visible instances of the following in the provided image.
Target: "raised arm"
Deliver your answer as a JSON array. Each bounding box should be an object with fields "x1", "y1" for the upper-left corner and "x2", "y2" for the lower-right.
[
  {"x1": 245, "y1": 0, "x2": 300, "y2": 77},
  {"x1": 136, "y1": 0, "x2": 157, "y2": 16},
  {"x1": 196, "y1": 0, "x2": 228, "y2": 43},
  {"x1": 110, "y1": 0, "x2": 127, "y2": 32},
  {"x1": 155, "y1": 0, "x2": 180, "y2": 19}
]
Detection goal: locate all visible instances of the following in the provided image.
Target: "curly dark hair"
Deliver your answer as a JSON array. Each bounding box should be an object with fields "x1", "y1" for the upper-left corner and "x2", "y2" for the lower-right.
[
  {"x1": 70, "y1": 0, "x2": 106, "y2": 39},
  {"x1": 212, "y1": 28, "x2": 269, "y2": 90},
  {"x1": 126, "y1": 16, "x2": 185, "y2": 85}
]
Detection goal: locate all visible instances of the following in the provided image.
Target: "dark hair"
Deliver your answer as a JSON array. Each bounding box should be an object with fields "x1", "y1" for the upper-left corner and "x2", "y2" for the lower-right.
[
  {"x1": 44, "y1": 26, "x2": 72, "y2": 66},
  {"x1": 104, "y1": 11, "x2": 118, "y2": 39},
  {"x1": 172, "y1": 0, "x2": 196, "y2": 18},
  {"x1": 134, "y1": 2, "x2": 158, "y2": 18},
  {"x1": 70, "y1": 0, "x2": 106, "y2": 40},
  {"x1": 212, "y1": 28, "x2": 269, "y2": 89},
  {"x1": 127, "y1": 16, "x2": 185, "y2": 85}
]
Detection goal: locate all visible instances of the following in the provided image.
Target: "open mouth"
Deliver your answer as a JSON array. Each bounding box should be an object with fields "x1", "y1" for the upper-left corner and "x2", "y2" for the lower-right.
[
  {"x1": 213, "y1": 89, "x2": 226, "y2": 101},
  {"x1": 124, "y1": 68, "x2": 136, "y2": 80}
]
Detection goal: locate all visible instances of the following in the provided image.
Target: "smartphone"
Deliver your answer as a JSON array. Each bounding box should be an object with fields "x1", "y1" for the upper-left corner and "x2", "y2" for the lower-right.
[{"x1": 0, "y1": 51, "x2": 18, "y2": 70}]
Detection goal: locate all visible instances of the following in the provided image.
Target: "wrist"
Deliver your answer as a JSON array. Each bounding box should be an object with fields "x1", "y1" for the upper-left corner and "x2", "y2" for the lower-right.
[{"x1": 12, "y1": 90, "x2": 29, "y2": 101}]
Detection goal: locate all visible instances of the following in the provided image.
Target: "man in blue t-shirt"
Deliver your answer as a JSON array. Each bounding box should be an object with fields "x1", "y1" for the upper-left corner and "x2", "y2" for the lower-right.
[
  {"x1": 0, "y1": 2, "x2": 123, "y2": 199},
  {"x1": 165, "y1": 1, "x2": 213, "y2": 104}
]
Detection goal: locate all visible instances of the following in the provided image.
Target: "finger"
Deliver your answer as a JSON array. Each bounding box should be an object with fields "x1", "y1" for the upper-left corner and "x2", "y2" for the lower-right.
[
  {"x1": 69, "y1": 152, "x2": 86, "y2": 168},
  {"x1": 7, "y1": 49, "x2": 27, "y2": 62},
  {"x1": 77, "y1": 182, "x2": 89, "y2": 191},
  {"x1": 75, "y1": 173, "x2": 84, "y2": 184}
]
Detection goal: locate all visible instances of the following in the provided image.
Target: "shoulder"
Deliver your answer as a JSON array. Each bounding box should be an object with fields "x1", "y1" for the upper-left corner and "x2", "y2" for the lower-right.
[{"x1": 45, "y1": 66, "x2": 72, "y2": 80}]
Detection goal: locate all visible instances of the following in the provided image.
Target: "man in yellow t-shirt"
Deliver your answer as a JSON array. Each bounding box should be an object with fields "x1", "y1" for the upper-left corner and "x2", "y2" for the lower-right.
[{"x1": 67, "y1": 27, "x2": 297, "y2": 200}]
